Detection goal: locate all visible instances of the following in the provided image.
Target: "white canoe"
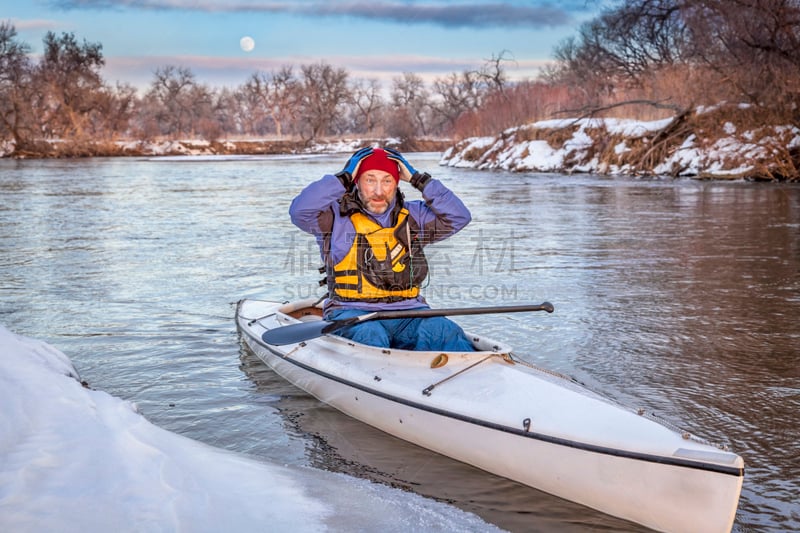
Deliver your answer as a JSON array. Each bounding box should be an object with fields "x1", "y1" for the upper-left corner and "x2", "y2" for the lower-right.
[{"x1": 236, "y1": 298, "x2": 744, "y2": 532}]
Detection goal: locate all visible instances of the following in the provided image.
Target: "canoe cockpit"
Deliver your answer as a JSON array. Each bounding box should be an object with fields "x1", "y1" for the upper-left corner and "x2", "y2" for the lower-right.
[{"x1": 275, "y1": 298, "x2": 511, "y2": 353}]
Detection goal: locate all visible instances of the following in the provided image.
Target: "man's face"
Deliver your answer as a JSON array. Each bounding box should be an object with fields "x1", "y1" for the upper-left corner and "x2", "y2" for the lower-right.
[{"x1": 357, "y1": 170, "x2": 397, "y2": 214}]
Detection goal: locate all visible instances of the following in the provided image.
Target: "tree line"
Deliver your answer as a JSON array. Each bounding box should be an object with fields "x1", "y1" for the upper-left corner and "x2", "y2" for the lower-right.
[
  {"x1": 547, "y1": 0, "x2": 800, "y2": 124},
  {"x1": 0, "y1": 22, "x2": 538, "y2": 153},
  {"x1": 2, "y1": 0, "x2": 798, "y2": 156}
]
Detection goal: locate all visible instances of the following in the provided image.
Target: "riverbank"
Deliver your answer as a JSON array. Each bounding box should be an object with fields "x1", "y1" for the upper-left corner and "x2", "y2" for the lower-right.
[
  {"x1": 0, "y1": 137, "x2": 450, "y2": 159},
  {"x1": 0, "y1": 325, "x2": 499, "y2": 532},
  {"x1": 4, "y1": 106, "x2": 798, "y2": 181},
  {"x1": 441, "y1": 106, "x2": 800, "y2": 181}
]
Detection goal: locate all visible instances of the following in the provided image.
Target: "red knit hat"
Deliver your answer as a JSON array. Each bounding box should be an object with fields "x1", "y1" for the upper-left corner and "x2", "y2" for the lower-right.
[{"x1": 355, "y1": 148, "x2": 400, "y2": 183}]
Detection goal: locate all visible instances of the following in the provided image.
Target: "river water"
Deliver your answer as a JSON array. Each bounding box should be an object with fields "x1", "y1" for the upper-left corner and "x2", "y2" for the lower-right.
[{"x1": 1, "y1": 154, "x2": 798, "y2": 532}]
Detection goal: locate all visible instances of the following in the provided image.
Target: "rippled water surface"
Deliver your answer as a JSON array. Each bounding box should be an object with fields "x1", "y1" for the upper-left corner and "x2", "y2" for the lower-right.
[{"x1": 2, "y1": 155, "x2": 798, "y2": 531}]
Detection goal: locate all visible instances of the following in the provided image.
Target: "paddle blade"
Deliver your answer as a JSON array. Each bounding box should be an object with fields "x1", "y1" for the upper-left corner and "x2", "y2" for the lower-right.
[{"x1": 261, "y1": 320, "x2": 331, "y2": 345}]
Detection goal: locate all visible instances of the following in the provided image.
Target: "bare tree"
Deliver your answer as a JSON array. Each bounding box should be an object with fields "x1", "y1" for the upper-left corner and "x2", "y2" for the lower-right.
[
  {"x1": 239, "y1": 72, "x2": 272, "y2": 136},
  {"x1": 269, "y1": 66, "x2": 300, "y2": 137},
  {"x1": 388, "y1": 72, "x2": 431, "y2": 138},
  {"x1": 430, "y1": 70, "x2": 484, "y2": 133},
  {"x1": 144, "y1": 65, "x2": 198, "y2": 138},
  {"x1": 549, "y1": 0, "x2": 800, "y2": 120},
  {"x1": 213, "y1": 87, "x2": 241, "y2": 139},
  {"x1": 32, "y1": 31, "x2": 106, "y2": 141},
  {"x1": 349, "y1": 78, "x2": 385, "y2": 134},
  {"x1": 188, "y1": 82, "x2": 220, "y2": 141},
  {"x1": 0, "y1": 22, "x2": 35, "y2": 149},
  {"x1": 549, "y1": 0, "x2": 692, "y2": 110},
  {"x1": 86, "y1": 81, "x2": 138, "y2": 140},
  {"x1": 295, "y1": 62, "x2": 350, "y2": 140},
  {"x1": 240, "y1": 67, "x2": 298, "y2": 138},
  {"x1": 478, "y1": 50, "x2": 515, "y2": 93},
  {"x1": 683, "y1": 0, "x2": 800, "y2": 116}
]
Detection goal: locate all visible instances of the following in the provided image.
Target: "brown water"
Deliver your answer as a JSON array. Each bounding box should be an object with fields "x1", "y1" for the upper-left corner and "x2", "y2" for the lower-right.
[{"x1": 1, "y1": 155, "x2": 798, "y2": 531}]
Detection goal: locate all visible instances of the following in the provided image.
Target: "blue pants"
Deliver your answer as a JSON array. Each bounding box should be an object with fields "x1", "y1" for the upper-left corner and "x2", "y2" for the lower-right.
[{"x1": 327, "y1": 308, "x2": 474, "y2": 352}]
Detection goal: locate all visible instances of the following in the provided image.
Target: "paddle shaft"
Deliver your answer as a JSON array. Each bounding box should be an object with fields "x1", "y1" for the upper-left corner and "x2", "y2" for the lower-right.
[
  {"x1": 345, "y1": 303, "x2": 554, "y2": 325},
  {"x1": 261, "y1": 302, "x2": 554, "y2": 345}
]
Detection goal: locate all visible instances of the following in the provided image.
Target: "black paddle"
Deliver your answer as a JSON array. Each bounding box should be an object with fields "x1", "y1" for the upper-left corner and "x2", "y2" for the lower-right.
[{"x1": 261, "y1": 302, "x2": 554, "y2": 345}]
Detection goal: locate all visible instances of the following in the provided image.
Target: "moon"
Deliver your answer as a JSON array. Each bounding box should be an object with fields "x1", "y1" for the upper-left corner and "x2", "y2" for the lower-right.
[{"x1": 240, "y1": 36, "x2": 255, "y2": 52}]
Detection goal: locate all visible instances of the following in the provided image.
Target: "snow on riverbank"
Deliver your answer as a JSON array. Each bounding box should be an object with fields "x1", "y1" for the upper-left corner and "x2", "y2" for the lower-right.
[
  {"x1": 441, "y1": 111, "x2": 800, "y2": 180},
  {"x1": 0, "y1": 325, "x2": 500, "y2": 532},
  {"x1": 0, "y1": 137, "x2": 436, "y2": 159},
  {"x1": 119, "y1": 138, "x2": 373, "y2": 157}
]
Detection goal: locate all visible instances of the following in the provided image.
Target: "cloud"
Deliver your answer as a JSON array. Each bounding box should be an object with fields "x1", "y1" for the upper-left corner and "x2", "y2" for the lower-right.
[
  {"x1": 47, "y1": 0, "x2": 576, "y2": 28},
  {"x1": 315, "y1": 3, "x2": 572, "y2": 28},
  {"x1": 7, "y1": 18, "x2": 63, "y2": 31},
  {"x1": 103, "y1": 52, "x2": 553, "y2": 92}
]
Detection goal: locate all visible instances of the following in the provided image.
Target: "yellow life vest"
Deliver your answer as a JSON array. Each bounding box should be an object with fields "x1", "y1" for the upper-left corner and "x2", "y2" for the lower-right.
[{"x1": 330, "y1": 208, "x2": 428, "y2": 302}]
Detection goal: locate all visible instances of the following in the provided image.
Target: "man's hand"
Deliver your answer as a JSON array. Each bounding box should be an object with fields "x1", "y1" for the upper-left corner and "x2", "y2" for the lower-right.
[
  {"x1": 336, "y1": 147, "x2": 373, "y2": 189},
  {"x1": 386, "y1": 148, "x2": 432, "y2": 191},
  {"x1": 385, "y1": 148, "x2": 417, "y2": 181}
]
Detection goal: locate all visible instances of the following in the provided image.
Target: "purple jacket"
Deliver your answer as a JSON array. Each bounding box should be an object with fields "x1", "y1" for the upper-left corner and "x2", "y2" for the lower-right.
[{"x1": 289, "y1": 174, "x2": 471, "y2": 312}]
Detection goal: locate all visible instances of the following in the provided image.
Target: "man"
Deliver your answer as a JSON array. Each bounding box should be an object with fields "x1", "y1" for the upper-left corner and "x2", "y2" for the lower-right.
[{"x1": 289, "y1": 147, "x2": 474, "y2": 351}]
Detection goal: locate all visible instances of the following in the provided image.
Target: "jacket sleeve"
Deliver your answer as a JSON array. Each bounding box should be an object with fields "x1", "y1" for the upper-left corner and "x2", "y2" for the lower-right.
[
  {"x1": 289, "y1": 174, "x2": 345, "y2": 236},
  {"x1": 409, "y1": 178, "x2": 471, "y2": 245}
]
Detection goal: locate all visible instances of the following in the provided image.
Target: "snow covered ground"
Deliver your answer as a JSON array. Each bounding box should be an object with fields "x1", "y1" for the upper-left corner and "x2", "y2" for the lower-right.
[
  {"x1": 441, "y1": 114, "x2": 800, "y2": 179},
  {"x1": 0, "y1": 325, "x2": 500, "y2": 532}
]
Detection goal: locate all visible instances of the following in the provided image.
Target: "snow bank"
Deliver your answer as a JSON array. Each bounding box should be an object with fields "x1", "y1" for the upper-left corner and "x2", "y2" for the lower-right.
[
  {"x1": 110, "y1": 139, "x2": 401, "y2": 158},
  {"x1": 441, "y1": 114, "x2": 800, "y2": 180},
  {"x1": 0, "y1": 140, "x2": 13, "y2": 158},
  {"x1": 0, "y1": 325, "x2": 500, "y2": 532}
]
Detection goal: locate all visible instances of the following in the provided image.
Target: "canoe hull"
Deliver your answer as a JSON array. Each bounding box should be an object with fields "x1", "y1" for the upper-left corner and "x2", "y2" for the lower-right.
[{"x1": 236, "y1": 299, "x2": 743, "y2": 532}]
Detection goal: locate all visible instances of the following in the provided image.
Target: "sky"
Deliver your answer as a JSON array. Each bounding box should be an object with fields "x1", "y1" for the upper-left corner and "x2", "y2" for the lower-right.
[
  {"x1": 0, "y1": 324, "x2": 502, "y2": 532},
  {"x1": 3, "y1": 0, "x2": 607, "y2": 92}
]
